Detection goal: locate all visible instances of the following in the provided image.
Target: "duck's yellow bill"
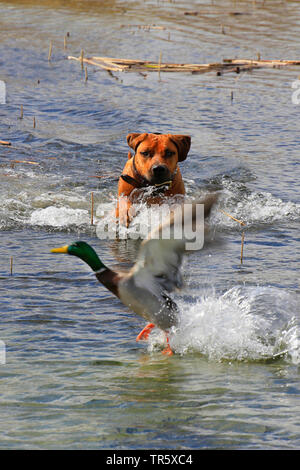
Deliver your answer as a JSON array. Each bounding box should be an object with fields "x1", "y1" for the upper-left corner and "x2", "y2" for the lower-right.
[{"x1": 51, "y1": 245, "x2": 69, "y2": 254}]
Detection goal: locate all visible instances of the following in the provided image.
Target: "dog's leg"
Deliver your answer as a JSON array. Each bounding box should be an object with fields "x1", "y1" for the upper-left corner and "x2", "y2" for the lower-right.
[{"x1": 117, "y1": 195, "x2": 131, "y2": 227}]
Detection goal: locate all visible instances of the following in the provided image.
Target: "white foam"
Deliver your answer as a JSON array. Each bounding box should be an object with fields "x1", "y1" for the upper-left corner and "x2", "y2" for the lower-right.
[
  {"x1": 147, "y1": 286, "x2": 300, "y2": 364},
  {"x1": 33, "y1": 192, "x2": 86, "y2": 208},
  {"x1": 214, "y1": 184, "x2": 300, "y2": 229},
  {"x1": 97, "y1": 189, "x2": 300, "y2": 239},
  {"x1": 29, "y1": 206, "x2": 90, "y2": 227}
]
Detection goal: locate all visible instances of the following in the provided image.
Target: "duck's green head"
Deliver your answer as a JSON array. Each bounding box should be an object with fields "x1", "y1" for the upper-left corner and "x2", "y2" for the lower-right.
[{"x1": 51, "y1": 241, "x2": 106, "y2": 272}]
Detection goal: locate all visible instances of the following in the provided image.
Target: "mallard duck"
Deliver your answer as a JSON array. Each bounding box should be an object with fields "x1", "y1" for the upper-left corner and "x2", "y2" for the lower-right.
[{"x1": 51, "y1": 194, "x2": 217, "y2": 355}]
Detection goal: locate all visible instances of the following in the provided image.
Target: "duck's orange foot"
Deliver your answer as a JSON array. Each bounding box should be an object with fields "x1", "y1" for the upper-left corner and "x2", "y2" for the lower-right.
[
  {"x1": 136, "y1": 323, "x2": 155, "y2": 342},
  {"x1": 162, "y1": 336, "x2": 174, "y2": 356},
  {"x1": 162, "y1": 344, "x2": 174, "y2": 356}
]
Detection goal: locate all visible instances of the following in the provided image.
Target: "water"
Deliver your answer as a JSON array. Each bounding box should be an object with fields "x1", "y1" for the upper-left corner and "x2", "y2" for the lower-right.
[{"x1": 0, "y1": 0, "x2": 299, "y2": 450}]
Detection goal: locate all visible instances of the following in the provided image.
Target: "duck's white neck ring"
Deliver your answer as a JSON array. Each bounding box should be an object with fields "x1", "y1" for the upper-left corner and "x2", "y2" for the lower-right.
[{"x1": 94, "y1": 267, "x2": 107, "y2": 275}]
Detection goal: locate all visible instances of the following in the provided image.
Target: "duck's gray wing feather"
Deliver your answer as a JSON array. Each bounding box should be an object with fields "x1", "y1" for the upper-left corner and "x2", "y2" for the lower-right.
[{"x1": 130, "y1": 194, "x2": 218, "y2": 294}]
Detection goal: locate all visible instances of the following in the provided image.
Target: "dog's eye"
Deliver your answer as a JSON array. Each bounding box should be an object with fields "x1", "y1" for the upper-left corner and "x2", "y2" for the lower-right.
[
  {"x1": 140, "y1": 151, "x2": 150, "y2": 157},
  {"x1": 165, "y1": 149, "x2": 175, "y2": 158}
]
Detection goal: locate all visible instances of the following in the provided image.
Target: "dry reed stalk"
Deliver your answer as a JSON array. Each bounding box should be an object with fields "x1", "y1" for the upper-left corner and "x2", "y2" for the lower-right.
[
  {"x1": 48, "y1": 41, "x2": 52, "y2": 61},
  {"x1": 10, "y1": 256, "x2": 13, "y2": 275},
  {"x1": 96, "y1": 58, "x2": 129, "y2": 69},
  {"x1": 158, "y1": 51, "x2": 162, "y2": 80},
  {"x1": 91, "y1": 191, "x2": 94, "y2": 225},
  {"x1": 0, "y1": 140, "x2": 11, "y2": 146},
  {"x1": 92, "y1": 56, "x2": 153, "y2": 65},
  {"x1": 85, "y1": 66, "x2": 88, "y2": 82},
  {"x1": 11, "y1": 160, "x2": 39, "y2": 165},
  {"x1": 68, "y1": 56, "x2": 218, "y2": 73},
  {"x1": 94, "y1": 58, "x2": 125, "y2": 71},
  {"x1": 219, "y1": 209, "x2": 246, "y2": 226},
  {"x1": 80, "y1": 49, "x2": 84, "y2": 70},
  {"x1": 33, "y1": 117, "x2": 36, "y2": 128},
  {"x1": 220, "y1": 209, "x2": 246, "y2": 264},
  {"x1": 68, "y1": 56, "x2": 123, "y2": 72},
  {"x1": 223, "y1": 58, "x2": 300, "y2": 67}
]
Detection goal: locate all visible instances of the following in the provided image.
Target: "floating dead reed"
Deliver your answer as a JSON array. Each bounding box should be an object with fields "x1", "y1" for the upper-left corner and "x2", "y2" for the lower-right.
[
  {"x1": 68, "y1": 55, "x2": 300, "y2": 75},
  {"x1": 11, "y1": 160, "x2": 39, "y2": 165}
]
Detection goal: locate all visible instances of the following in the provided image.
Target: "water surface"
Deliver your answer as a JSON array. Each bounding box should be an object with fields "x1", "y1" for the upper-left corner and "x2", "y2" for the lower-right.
[{"x1": 0, "y1": 0, "x2": 299, "y2": 449}]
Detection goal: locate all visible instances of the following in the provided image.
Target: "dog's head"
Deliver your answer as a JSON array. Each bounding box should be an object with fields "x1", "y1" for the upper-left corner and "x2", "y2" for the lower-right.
[{"x1": 127, "y1": 132, "x2": 191, "y2": 185}]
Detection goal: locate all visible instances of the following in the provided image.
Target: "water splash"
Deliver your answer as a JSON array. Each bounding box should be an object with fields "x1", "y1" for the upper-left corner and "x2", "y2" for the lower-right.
[
  {"x1": 147, "y1": 286, "x2": 300, "y2": 364},
  {"x1": 1, "y1": 161, "x2": 299, "y2": 232},
  {"x1": 213, "y1": 181, "x2": 300, "y2": 230},
  {"x1": 29, "y1": 205, "x2": 90, "y2": 228}
]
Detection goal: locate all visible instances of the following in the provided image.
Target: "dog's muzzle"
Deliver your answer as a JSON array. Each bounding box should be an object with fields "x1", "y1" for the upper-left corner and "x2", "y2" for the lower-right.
[
  {"x1": 120, "y1": 155, "x2": 177, "y2": 192},
  {"x1": 150, "y1": 165, "x2": 171, "y2": 185}
]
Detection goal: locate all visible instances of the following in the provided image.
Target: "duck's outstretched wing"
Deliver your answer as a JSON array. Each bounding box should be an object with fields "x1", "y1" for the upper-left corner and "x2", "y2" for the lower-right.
[{"x1": 129, "y1": 194, "x2": 218, "y2": 294}]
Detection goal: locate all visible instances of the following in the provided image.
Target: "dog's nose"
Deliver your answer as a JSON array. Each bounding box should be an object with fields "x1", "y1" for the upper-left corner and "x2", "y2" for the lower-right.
[{"x1": 152, "y1": 165, "x2": 168, "y2": 177}]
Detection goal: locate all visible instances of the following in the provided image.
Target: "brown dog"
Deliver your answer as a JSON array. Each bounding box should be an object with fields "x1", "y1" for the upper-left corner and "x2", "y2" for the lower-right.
[{"x1": 116, "y1": 132, "x2": 191, "y2": 226}]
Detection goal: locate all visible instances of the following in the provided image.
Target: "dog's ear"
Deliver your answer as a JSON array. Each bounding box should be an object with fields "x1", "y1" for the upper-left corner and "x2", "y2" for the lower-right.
[
  {"x1": 169, "y1": 135, "x2": 191, "y2": 162},
  {"x1": 127, "y1": 133, "x2": 148, "y2": 152}
]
